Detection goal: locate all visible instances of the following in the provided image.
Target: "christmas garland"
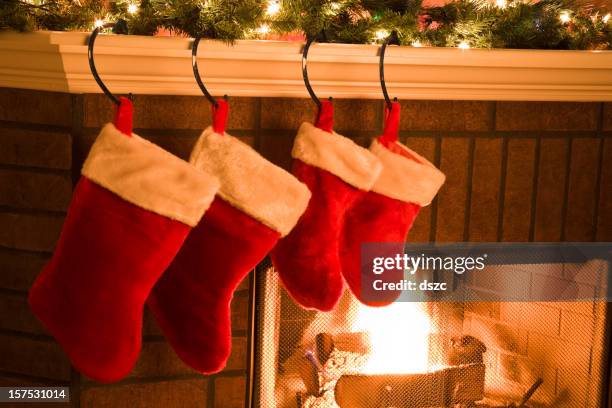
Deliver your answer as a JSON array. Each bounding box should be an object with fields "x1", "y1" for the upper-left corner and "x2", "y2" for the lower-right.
[{"x1": 1, "y1": 0, "x2": 611, "y2": 49}]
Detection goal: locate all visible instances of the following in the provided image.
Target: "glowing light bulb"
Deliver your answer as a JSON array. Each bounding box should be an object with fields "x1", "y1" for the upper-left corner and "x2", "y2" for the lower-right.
[
  {"x1": 330, "y1": 2, "x2": 341, "y2": 10},
  {"x1": 411, "y1": 40, "x2": 422, "y2": 47},
  {"x1": 496, "y1": 0, "x2": 507, "y2": 8},
  {"x1": 127, "y1": 3, "x2": 138, "y2": 15},
  {"x1": 375, "y1": 29, "x2": 389, "y2": 40},
  {"x1": 94, "y1": 19, "x2": 105, "y2": 28},
  {"x1": 559, "y1": 12, "x2": 571, "y2": 23},
  {"x1": 266, "y1": 1, "x2": 280, "y2": 16},
  {"x1": 458, "y1": 41, "x2": 470, "y2": 49},
  {"x1": 603, "y1": 13, "x2": 611, "y2": 23},
  {"x1": 257, "y1": 24, "x2": 271, "y2": 34}
]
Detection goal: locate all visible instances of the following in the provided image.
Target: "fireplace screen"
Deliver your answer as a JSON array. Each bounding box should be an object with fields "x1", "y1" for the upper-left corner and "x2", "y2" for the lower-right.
[{"x1": 251, "y1": 256, "x2": 610, "y2": 408}]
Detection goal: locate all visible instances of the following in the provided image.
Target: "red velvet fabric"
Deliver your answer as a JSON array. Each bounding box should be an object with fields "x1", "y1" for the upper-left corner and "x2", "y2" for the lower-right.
[
  {"x1": 114, "y1": 97, "x2": 134, "y2": 136},
  {"x1": 340, "y1": 101, "x2": 424, "y2": 306},
  {"x1": 148, "y1": 197, "x2": 280, "y2": 374},
  {"x1": 340, "y1": 192, "x2": 420, "y2": 306},
  {"x1": 271, "y1": 159, "x2": 362, "y2": 311},
  {"x1": 315, "y1": 100, "x2": 334, "y2": 133},
  {"x1": 212, "y1": 99, "x2": 229, "y2": 134},
  {"x1": 29, "y1": 178, "x2": 190, "y2": 382}
]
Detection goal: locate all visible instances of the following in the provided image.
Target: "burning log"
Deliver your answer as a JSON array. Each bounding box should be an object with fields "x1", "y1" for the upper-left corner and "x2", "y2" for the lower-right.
[
  {"x1": 334, "y1": 363, "x2": 486, "y2": 408},
  {"x1": 446, "y1": 335, "x2": 487, "y2": 366}
]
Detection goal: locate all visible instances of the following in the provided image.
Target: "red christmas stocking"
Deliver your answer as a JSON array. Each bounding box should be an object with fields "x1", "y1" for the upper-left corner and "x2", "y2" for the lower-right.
[
  {"x1": 147, "y1": 100, "x2": 310, "y2": 374},
  {"x1": 28, "y1": 98, "x2": 219, "y2": 383},
  {"x1": 271, "y1": 101, "x2": 383, "y2": 311},
  {"x1": 340, "y1": 102, "x2": 445, "y2": 306}
]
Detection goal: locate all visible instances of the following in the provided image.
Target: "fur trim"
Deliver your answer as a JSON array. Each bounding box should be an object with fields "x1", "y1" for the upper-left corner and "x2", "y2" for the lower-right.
[
  {"x1": 370, "y1": 139, "x2": 445, "y2": 206},
  {"x1": 292, "y1": 122, "x2": 382, "y2": 191},
  {"x1": 190, "y1": 128, "x2": 311, "y2": 236},
  {"x1": 82, "y1": 124, "x2": 220, "y2": 227}
]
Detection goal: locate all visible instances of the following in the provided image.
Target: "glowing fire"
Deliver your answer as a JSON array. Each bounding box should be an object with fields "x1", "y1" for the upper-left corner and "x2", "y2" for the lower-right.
[{"x1": 351, "y1": 302, "x2": 431, "y2": 374}]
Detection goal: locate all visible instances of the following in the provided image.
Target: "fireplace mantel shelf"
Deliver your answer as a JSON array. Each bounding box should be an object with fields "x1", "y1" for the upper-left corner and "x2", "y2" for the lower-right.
[{"x1": 1, "y1": 30, "x2": 612, "y2": 101}]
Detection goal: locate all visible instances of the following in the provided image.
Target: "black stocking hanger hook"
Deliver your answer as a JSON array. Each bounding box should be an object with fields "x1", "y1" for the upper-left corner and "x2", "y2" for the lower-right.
[
  {"x1": 88, "y1": 20, "x2": 130, "y2": 106},
  {"x1": 379, "y1": 30, "x2": 400, "y2": 110},
  {"x1": 302, "y1": 31, "x2": 331, "y2": 108},
  {"x1": 192, "y1": 37, "x2": 228, "y2": 108}
]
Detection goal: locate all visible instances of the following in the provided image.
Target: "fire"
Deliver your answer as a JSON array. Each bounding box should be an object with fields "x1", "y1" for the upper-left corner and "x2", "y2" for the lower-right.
[{"x1": 351, "y1": 301, "x2": 431, "y2": 374}]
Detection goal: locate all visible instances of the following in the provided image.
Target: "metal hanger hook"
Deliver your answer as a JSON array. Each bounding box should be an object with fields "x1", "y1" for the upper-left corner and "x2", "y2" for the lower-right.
[
  {"x1": 302, "y1": 31, "x2": 330, "y2": 108},
  {"x1": 379, "y1": 30, "x2": 400, "y2": 110},
  {"x1": 88, "y1": 20, "x2": 129, "y2": 106},
  {"x1": 192, "y1": 37, "x2": 228, "y2": 108}
]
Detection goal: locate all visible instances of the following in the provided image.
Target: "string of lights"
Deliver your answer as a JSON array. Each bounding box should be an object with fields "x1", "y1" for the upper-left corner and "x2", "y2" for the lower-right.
[{"x1": 1, "y1": 0, "x2": 610, "y2": 50}]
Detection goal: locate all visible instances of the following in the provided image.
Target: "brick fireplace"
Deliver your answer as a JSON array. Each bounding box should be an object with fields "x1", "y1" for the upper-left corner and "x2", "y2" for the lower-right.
[
  {"x1": 0, "y1": 87, "x2": 611, "y2": 407},
  {"x1": 252, "y1": 256, "x2": 609, "y2": 408}
]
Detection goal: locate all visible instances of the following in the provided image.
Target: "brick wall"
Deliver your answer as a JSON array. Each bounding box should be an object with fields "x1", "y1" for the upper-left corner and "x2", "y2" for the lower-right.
[
  {"x1": 0, "y1": 87, "x2": 611, "y2": 407},
  {"x1": 463, "y1": 261, "x2": 609, "y2": 408}
]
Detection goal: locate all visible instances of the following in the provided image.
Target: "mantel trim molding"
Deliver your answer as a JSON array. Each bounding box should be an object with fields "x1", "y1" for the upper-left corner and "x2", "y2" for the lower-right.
[{"x1": 1, "y1": 31, "x2": 612, "y2": 101}]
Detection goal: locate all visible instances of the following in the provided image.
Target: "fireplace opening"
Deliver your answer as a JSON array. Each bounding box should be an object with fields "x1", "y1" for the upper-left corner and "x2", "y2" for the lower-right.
[{"x1": 250, "y1": 257, "x2": 610, "y2": 408}]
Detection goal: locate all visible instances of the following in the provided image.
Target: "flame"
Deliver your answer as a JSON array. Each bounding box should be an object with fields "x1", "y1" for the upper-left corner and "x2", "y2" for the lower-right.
[{"x1": 351, "y1": 302, "x2": 431, "y2": 374}]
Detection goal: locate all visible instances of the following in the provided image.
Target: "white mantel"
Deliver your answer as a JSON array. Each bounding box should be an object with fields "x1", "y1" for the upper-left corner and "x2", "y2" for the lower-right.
[{"x1": 1, "y1": 30, "x2": 612, "y2": 101}]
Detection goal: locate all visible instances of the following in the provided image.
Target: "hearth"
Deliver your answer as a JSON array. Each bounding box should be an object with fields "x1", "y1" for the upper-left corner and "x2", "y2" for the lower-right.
[{"x1": 250, "y1": 254, "x2": 610, "y2": 408}]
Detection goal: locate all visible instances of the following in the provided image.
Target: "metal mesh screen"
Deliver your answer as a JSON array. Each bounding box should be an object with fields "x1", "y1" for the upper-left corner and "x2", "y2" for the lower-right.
[{"x1": 251, "y1": 261, "x2": 609, "y2": 408}]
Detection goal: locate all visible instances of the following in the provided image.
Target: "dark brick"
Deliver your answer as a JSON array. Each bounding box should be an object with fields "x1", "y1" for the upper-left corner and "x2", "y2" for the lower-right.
[
  {"x1": 0, "y1": 375, "x2": 68, "y2": 386},
  {"x1": 0, "y1": 127, "x2": 71, "y2": 170},
  {"x1": 84, "y1": 95, "x2": 254, "y2": 130},
  {"x1": 0, "y1": 293, "x2": 47, "y2": 335},
  {"x1": 469, "y1": 137, "x2": 503, "y2": 242},
  {"x1": 400, "y1": 101, "x2": 493, "y2": 132},
  {"x1": 235, "y1": 271, "x2": 252, "y2": 292},
  {"x1": 0, "y1": 334, "x2": 71, "y2": 380},
  {"x1": 333, "y1": 99, "x2": 381, "y2": 132},
  {"x1": 129, "y1": 342, "x2": 195, "y2": 378},
  {"x1": 0, "y1": 169, "x2": 71, "y2": 212},
  {"x1": 534, "y1": 138, "x2": 569, "y2": 241},
  {"x1": 0, "y1": 213, "x2": 64, "y2": 252},
  {"x1": 213, "y1": 376, "x2": 245, "y2": 408},
  {"x1": 0, "y1": 89, "x2": 72, "y2": 126},
  {"x1": 603, "y1": 103, "x2": 612, "y2": 131},
  {"x1": 226, "y1": 97, "x2": 258, "y2": 130},
  {"x1": 0, "y1": 249, "x2": 48, "y2": 291},
  {"x1": 260, "y1": 98, "x2": 313, "y2": 130},
  {"x1": 81, "y1": 379, "x2": 208, "y2": 408},
  {"x1": 565, "y1": 138, "x2": 600, "y2": 241},
  {"x1": 224, "y1": 337, "x2": 248, "y2": 372},
  {"x1": 140, "y1": 133, "x2": 199, "y2": 162},
  {"x1": 401, "y1": 136, "x2": 436, "y2": 243},
  {"x1": 258, "y1": 131, "x2": 295, "y2": 171},
  {"x1": 142, "y1": 307, "x2": 162, "y2": 337},
  {"x1": 83, "y1": 94, "x2": 213, "y2": 130},
  {"x1": 502, "y1": 138, "x2": 536, "y2": 242},
  {"x1": 231, "y1": 292, "x2": 249, "y2": 332},
  {"x1": 597, "y1": 139, "x2": 612, "y2": 241},
  {"x1": 496, "y1": 102, "x2": 598, "y2": 131},
  {"x1": 435, "y1": 138, "x2": 470, "y2": 242}
]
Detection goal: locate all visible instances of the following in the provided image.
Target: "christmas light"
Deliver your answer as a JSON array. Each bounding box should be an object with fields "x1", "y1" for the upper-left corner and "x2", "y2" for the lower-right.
[
  {"x1": 412, "y1": 41, "x2": 422, "y2": 47},
  {"x1": 266, "y1": 1, "x2": 280, "y2": 16},
  {"x1": 559, "y1": 11, "x2": 571, "y2": 23},
  {"x1": 127, "y1": 3, "x2": 138, "y2": 15},
  {"x1": 458, "y1": 41, "x2": 470, "y2": 49},
  {"x1": 330, "y1": 2, "x2": 341, "y2": 10},
  {"x1": 603, "y1": 13, "x2": 611, "y2": 23},
  {"x1": 94, "y1": 19, "x2": 105, "y2": 28},
  {"x1": 375, "y1": 29, "x2": 389, "y2": 40},
  {"x1": 496, "y1": 0, "x2": 507, "y2": 8},
  {"x1": 256, "y1": 24, "x2": 271, "y2": 34}
]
